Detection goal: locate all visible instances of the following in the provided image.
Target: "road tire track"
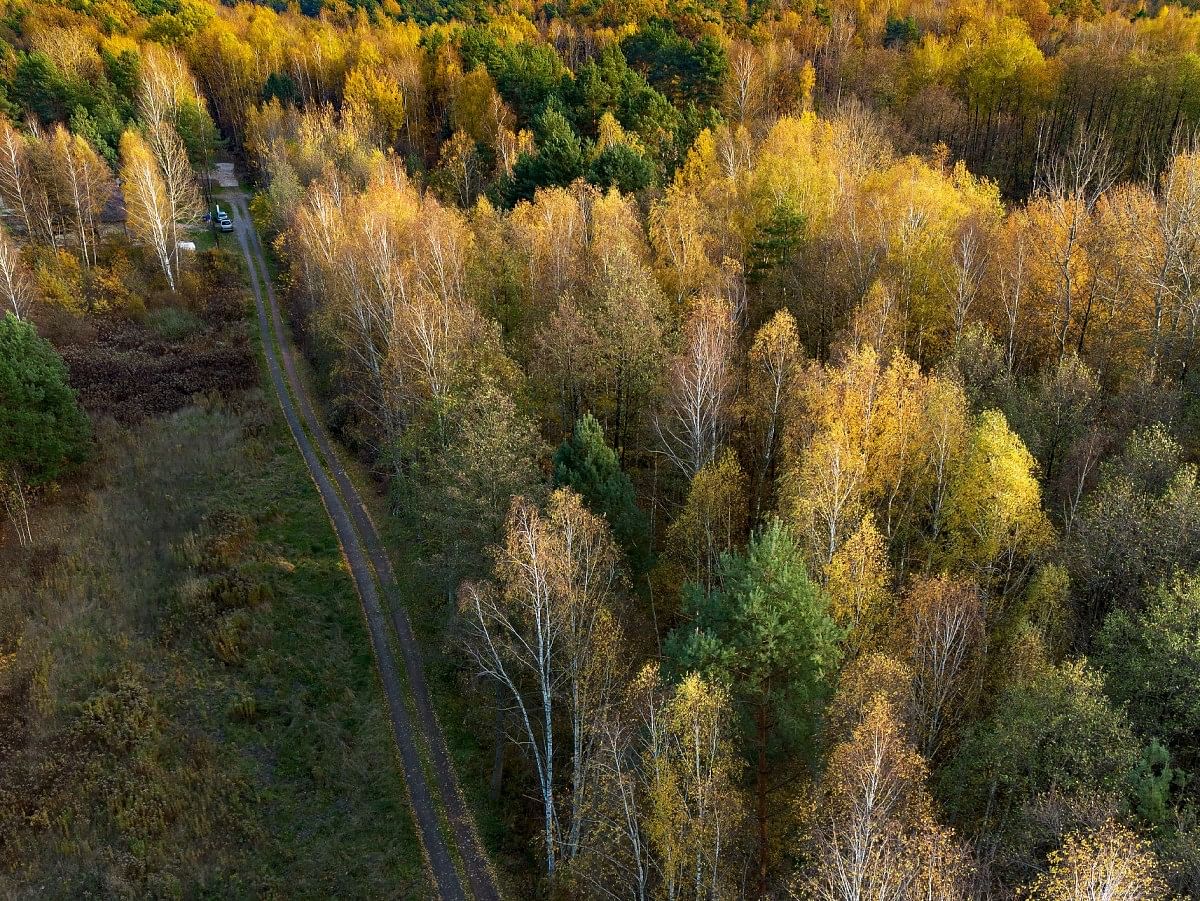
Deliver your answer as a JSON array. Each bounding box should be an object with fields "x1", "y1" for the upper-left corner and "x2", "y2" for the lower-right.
[{"x1": 228, "y1": 193, "x2": 500, "y2": 901}]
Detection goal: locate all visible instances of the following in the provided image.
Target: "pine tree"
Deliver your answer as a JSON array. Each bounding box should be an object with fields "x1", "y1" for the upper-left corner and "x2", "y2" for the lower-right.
[
  {"x1": 553, "y1": 413, "x2": 651, "y2": 575},
  {"x1": 666, "y1": 520, "x2": 841, "y2": 895},
  {"x1": 506, "y1": 105, "x2": 585, "y2": 204},
  {"x1": 0, "y1": 313, "x2": 90, "y2": 486}
]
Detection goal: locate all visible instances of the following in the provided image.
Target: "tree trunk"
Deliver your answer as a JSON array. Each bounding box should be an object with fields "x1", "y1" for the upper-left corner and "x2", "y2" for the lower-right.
[
  {"x1": 489, "y1": 684, "x2": 505, "y2": 803},
  {"x1": 756, "y1": 701, "x2": 769, "y2": 899},
  {"x1": 1, "y1": 468, "x2": 33, "y2": 548}
]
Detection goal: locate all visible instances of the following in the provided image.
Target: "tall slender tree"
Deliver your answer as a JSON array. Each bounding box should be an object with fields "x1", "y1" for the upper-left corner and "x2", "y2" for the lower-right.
[
  {"x1": 460, "y1": 489, "x2": 627, "y2": 879},
  {"x1": 554, "y1": 413, "x2": 651, "y2": 576},
  {"x1": 656, "y1": 296, "x2": 737, "y2": 479},
  {"x1": 47, "y1": 124, "x2": 113, "y2": 266},
  {"x1": 120, "y1": 129, "x2": 177, "y2": 291},
  {"x1": 0, "y1": 225, "x2": 35, "y2": 320}
]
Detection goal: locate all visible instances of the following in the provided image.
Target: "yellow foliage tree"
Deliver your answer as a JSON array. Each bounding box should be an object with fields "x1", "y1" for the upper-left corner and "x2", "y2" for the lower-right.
[
  {"x1": 460, "y1": 489, "x2": 627, "y2": 880},
  {"x1": 578, "y1": 663, "x2": 747, "y2": 900},
  {"x1": 799, "y1": 693, "x2": 972, "y2": 901},
  {"x1": 740, "y1": 308, "x2": 804, "y2": 520},
  {"x1": 785, "y1": 346, "x2": 971, "y2": 568},
  {"x1": 665, "y1": 448, "x2": 749, "y2": 590},
  {"x1": 120, "y1": 129, "x2": 178, "y2": 292},
  {"x1": 823, "y1": 512, "x2": 893, "y2": 644},
  {"x1": 822, "y1": 651, "x2": 913, "y2": 746},
  {"x1": 343, "y1": 62, "x2": 407, "y2": 148},
  {"x1": 1023, "y1": 819, "x2": 1170, "y2": 901},
  {"x1": 942, "y1": 409, "x2": 1054, "y2": 594},
  {"x1": 643, "y1": 669, "x2": 745, "y2": 901}
]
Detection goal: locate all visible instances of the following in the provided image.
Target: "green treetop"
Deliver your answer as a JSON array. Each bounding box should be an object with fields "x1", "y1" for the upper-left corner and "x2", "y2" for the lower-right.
[
  {"x1": 553, "y1": 413, "x2": 651, "y2": 575},
  {"x1": 665, "y1": 519, "x2": 840, "y2": 887},
  {"x1": 0, "y1": 313, "x2": 90, "y2": 486}
]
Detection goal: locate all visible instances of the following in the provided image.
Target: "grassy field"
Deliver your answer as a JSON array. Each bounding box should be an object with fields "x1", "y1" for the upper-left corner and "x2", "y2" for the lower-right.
[{"x1": 0, "y1": 395, "x2": 428, "y2": 898}]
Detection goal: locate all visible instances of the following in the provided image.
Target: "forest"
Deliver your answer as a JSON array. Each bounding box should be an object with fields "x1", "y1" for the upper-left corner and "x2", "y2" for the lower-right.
[{"x1": 2, "y1": 0, "x2": 1200, "y2": 896}]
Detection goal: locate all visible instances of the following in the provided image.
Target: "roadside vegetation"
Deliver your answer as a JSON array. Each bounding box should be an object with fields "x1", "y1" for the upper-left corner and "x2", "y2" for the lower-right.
[
  {"x1": 0, "y1": 383, "x2": 428, "y2": 897},
  {"x1": 0, "y1": 213, "x2": 428, "y2": 893}
]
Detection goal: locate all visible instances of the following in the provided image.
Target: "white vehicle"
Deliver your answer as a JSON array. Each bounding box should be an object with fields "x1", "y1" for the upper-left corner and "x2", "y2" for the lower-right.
[{"x1": 212, "y1": 204, "x2": 233, "y2": 232}]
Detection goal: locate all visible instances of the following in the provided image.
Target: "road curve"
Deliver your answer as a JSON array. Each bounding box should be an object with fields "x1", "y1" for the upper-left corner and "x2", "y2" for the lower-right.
[{"x1": 228, "y1": 193, "x2": 500, "y2": 901}]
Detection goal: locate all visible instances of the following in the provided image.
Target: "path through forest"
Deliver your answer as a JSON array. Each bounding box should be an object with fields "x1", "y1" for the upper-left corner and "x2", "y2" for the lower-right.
[{"x1": 227, "y1": 190, "x2": 501, "y2": 901}]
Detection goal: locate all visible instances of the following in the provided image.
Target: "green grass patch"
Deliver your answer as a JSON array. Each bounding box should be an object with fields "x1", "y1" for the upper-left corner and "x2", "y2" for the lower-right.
[
  {"x1": 192, "y1": 227, "x2": 219, "y2": 253},
  {"x1": 143, "y1": 304, "x2": 205, "y2": 340}
]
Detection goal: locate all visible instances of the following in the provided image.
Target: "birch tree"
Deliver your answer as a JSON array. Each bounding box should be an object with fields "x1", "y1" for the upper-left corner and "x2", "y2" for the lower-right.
[
  {"x1": 11, "y1": 124, "x2": 57, "y2": 249},
  {"x1": 800, "y1": 694, "x2": 972, "y2": 901},
  {"x1": 151, "y1": 122, "x2": 202, "y2": 288},
  {"x1": 120, "y1": 130, "x2": 177, "y2": 291},
  {"x1": 291, "y1": 166, "x2": 486, "y2": 458},
  {"x1": 139, "y1": 44, "x2": 196, "y2": 133},
  {"x1": 0, "y1": 225, "x2": 34, "y2": 320},
  {"x1": 1032, "y1": 128, "x2": 1115, "y2": 363},
  {"x1": 578, "y1": 666, "x2": 746, "y2": 901},
  {"x1": 292, "y1": 176, "x2": 399, "y2": 445},
  {"x1": 945, "y1": 217, "x2": 988, "y2": 348},
  {"x1": 665, "y1": 449, "x2": 749, "y2": 590},
  {"x1": 904, "y1": 576, "x2": 985, "y2": 759},
  {"x1": 47, "y1": 125, "x2": 112, "y2": 266},
  {"x1": 942, "y1": 410, "x2": 1054, "y2": 595},
  {"x1": 1023, "y1": 819, "x2": 1169, "y2": 901},
  {"x1": 742, "y1": 309, "x2": 803, "y2": 521},
  {"x1": 0, "y1": 117, "x2": 41, "y2": 242},
  {"x1": 656, "y1": 296, "x2": 737, "y2": 479},
  {"x1": 1153, "y1": 142, "x2": 1200, "y2": 378},
  {"x1": 460, "y1": 489, "x2": 627, "y2": 880},
  {"x1": 646, "y1": 672, "x2": 745, "y2": 901},
  {"x1": 138, "y1": 47, "x2": 204, "y2": 284},
  {"x1": 824, "y1": 512, "x2": 892, "y2": 645},
  {"x1": 0, "y1": 463, "x2": 33, "y2": 547},
  {"x1": 996, "y1": 212, "x2": 1030, "y2": 373}
]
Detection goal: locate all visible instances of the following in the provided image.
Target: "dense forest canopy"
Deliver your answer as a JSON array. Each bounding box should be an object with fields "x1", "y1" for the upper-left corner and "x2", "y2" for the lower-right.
[{"x1": 2, "y1": 0, "x2": 1200, "y2": 896}]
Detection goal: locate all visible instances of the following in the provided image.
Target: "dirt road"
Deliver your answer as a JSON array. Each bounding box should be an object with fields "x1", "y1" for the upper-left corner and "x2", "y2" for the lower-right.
[{"x1": 228, "y1": 192, "x2": 501, "y2": 901}]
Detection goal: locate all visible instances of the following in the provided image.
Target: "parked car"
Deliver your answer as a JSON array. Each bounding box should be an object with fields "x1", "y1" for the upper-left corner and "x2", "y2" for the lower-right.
[{"x1": 219, "y1": 217, "x2": 234, "y2": 233}]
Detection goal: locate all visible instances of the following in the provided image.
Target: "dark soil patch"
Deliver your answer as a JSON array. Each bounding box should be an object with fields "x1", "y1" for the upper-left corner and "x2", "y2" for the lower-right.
[{"x1": 54, "y1": 251, "x2": 256, "y2": 423}]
